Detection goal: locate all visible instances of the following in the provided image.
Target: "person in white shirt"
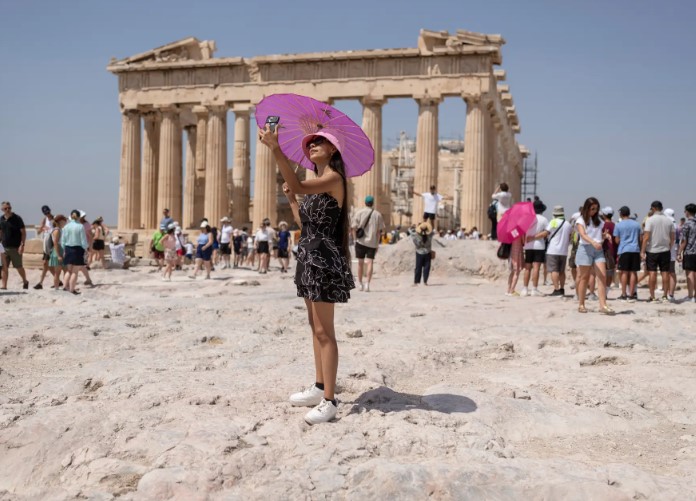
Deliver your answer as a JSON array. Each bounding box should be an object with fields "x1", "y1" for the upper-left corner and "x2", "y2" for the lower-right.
[
  {"x1": 469, "y1": 227, "x2": 480, "y2": 240},
  {"x1": 108, "y1": 236, "x2": 130, "y2": 269},
  {"x1": 255, "y1": 219, "x2": 273, "y2": 274},
  {"x1": 575, "y1": 197, "x2": 613, "y2": 314},
  {"x1": 219, "y1": 217, "x2": 234, "y2": 269},
  {"x1": 492, "y1": 183, "x2": 513, "y2": 220},
  {"x1": 545, "y1": 206, "x2": 573, "y2": 297},
  {"x1": 521, "y1": 200, "x2": 549, "y2": 296},
  {"x1": 413, "y1": 185, "x2": 451, "y2": 229}
]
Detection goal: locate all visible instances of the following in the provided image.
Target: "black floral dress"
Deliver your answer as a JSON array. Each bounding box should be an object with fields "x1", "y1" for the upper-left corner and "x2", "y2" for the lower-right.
[{"x1": 295, "y1": 193, "x2": 355, "y2": 303}]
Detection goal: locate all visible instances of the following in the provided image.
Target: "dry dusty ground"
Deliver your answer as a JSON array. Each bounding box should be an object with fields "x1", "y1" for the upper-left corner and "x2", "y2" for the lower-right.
[{"x1": 1, "y1": 239, "x2": 695, "y2": 500}]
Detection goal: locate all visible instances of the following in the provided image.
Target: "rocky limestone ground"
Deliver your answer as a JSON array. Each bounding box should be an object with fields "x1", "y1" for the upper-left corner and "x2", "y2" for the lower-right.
[{"x1": 1, "y1": 239, "x2": 695, "y2": 500}]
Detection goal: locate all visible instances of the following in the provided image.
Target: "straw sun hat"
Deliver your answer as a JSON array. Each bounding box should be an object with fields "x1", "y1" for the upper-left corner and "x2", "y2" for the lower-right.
[{"x1": 418, "y1": 221, "x2": 432, "y2": 234}]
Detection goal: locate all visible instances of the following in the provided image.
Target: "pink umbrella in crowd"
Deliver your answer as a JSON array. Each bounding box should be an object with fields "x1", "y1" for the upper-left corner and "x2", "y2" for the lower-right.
[
  {"x1": 255, "y1": 93, "x2": 375, "y2": 178},
  {"x1": 496, "y1": 201, "x2": 536, "y2": 244}
]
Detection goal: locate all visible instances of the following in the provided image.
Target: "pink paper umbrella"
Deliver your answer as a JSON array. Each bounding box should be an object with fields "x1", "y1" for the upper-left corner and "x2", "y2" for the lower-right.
[
  {"x1": 496, "y1": 202, "x2": 536, "y2": 244},
  {"x1": 255, "y1": 93, "x2": 375, "y2": 178}
]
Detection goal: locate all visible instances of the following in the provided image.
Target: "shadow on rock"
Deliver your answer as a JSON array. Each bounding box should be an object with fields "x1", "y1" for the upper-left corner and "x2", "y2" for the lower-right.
[{"x1": 349, "y1": 386, "x2": 477, "y2": 415}]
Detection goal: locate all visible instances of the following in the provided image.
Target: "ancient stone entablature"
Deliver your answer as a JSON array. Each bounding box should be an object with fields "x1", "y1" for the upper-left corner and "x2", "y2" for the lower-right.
[{"x1": 109, "y1": 29, "x2": 526, "y2": 232}]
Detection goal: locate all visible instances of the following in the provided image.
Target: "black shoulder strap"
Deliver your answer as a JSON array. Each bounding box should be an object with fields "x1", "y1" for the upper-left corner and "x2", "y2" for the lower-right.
[
  {"x1": 361, "y1": 209, "x2": 374, "y2": 230},
  {"x1": 548, "y1": 219, "x2": 566, "y2": 243}
]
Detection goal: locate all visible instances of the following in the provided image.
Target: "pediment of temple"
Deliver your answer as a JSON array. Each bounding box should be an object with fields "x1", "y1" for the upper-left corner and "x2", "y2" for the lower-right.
[
  {"x1": 418, "y1": 29, "x2": 504, "y2": 63},
  {"x1": 109, "y1": 37, "x2": 217, "y2": 66}
]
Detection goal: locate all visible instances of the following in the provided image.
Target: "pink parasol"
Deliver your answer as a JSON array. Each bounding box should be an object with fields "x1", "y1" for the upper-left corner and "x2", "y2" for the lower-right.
[
  {"x1": 255, "y1": 93, "x2": 374, "y2": 178},
  {"x1": 496, "y1": 202, "x2": 536, "y2": 244}
]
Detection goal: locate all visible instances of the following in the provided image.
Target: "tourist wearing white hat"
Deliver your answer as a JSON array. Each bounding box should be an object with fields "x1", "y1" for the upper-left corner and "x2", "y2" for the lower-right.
[
  {"x1": 108, "y1": 235, "x2": 131, "y2": 270},
  {"x1": 545, "y1": 206, "x2": 573, "y2": 297},
  {"x1": 219, "y1": 217, "x2": 234, "y2": 269}
]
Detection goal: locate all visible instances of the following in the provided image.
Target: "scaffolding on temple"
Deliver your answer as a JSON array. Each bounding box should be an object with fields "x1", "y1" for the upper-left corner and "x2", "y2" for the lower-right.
[{"x1": 521, "y1": 151, "x2": 539, "y2": 202}]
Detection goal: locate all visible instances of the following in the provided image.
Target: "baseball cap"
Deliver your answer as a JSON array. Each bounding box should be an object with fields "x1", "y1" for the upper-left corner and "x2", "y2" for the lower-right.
[
  {"x1": 41, "y1": 205, "x2": 51, "y2": 215},
  {"x1": 111, "y1": 236, "x2": 120, "y2": 243},
  {"x1": 200, "y1": 221, "x2": 208, "y2": 228},
  {"x1": 664, "y1": 208, "x2": 675, "y2": 218},
  {"x1": 78, "y1": 210, "x2": 87, "y2": 219},
  {"x1": 365, "y1": 195, "x2": 374, "y2": 204},
  {"x1": 602, "y1": 206, "x2": 613, "y2": 215}
]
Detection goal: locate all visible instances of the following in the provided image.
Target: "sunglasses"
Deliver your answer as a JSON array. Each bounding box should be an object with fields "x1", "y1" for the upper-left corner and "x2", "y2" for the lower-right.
[{"x1": 308, "y1": 137, "x2": 327, "y2": 147}]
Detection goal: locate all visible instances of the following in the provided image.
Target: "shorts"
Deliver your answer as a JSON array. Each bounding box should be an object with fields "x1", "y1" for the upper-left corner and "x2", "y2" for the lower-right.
[
  {"x1": 153, "y1": 250, "x2": 164, "y2": 260},
  {"x1": 670, "y1": 261, "x2": 676, "y2": 273},
  {"x1": 164, "y1": 249, "x2": 178, "y2": 262},
  {"x1": 212, "y1": 241, "x2": 220, "y2": 250},
  {"x1": 355, "y1": 242, "x2": 377, "y2": 260},
  {"x1": 524, "y1": 249, "x2": 546, "y2": 264},
  {"x1": 575, "y1": 244, "x2": 606, "y2": 266},
  {"x1": 617, "y1": 252, "x2": 641, "y2": 272},
  {"x1": 545, "y1": 254, "x2": 567, "y2": 273},
  {"x1": 278, "y1": 248, "x2": 289, "y2": 258},
  {"x1": 92, "y1": 240, "x2": 105, "y2": 251},
  {"x1": 423, "y1": 212, "x2": 436, "y2": 222},
  {"x1": 177, "y1": 248, "x2": 184, "y2": 256},
  {"x1": 646, "y1": 251, "x2": 670, "y2": 272},
  {"x1": 196, "y1": 244, "x2": 213, "y2": 261},
  {"x1": 220, "y1": 242, "x2": 232, "y2": 255},
  {"x1": 257, "y1": 241, "x2": 270, "y2": 254},
  {"x1": 3, "y1": 248, "x2": 23, "y2": 268},
  {"x1": 684, "y1": 254, "x2": 696, "y2": 272},
  {"x1": 63, "y1": 246, "x2": 85, "y2": 266}
]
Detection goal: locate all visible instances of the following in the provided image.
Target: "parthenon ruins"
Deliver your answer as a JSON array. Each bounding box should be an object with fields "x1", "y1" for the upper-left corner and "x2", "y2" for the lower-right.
[{"x1": 108, "y1": 29, "x2": 526, "y2": 232}]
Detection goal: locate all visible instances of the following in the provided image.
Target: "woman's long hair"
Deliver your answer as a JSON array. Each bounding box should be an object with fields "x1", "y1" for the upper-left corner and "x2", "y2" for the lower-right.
[
  {"x1": 314, "y1": 151, "x2": 351, "y2": 261},
  {"x1": 581, "y1": 197, "x2": 601, "y2": 228}
]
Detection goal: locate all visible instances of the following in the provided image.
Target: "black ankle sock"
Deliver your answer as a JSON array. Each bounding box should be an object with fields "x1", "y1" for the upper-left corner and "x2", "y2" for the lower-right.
[
  {"x1": 315, "y1": 382, "x2": 325, "y2": 390},
  {"x1": 328, "y1": 398, "x2": 337, "y2": 406}
]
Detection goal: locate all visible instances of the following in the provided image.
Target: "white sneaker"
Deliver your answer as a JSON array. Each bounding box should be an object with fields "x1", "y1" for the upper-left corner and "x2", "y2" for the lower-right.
[
  {"x1": 365, "y1": 283, "x2": 370, "y2": 292},
  {"x1": 531, "y1": 288, "x2": 544, "y2": 297},
  {"x1": 289, "y1": 384, "x2": 324, "y2": 407},
  {"x1": 588, "y1": 293, "x2": 599, "y2": 301},
  {"x1": 304, "y1": 398, "x2": 338, "y2": 425},
  {"x1": 358, "y1": 282, "x2": 364, "y2": 291},
  {"x1": 520, "y1": 287, "x2": 529, "y2": 296}
]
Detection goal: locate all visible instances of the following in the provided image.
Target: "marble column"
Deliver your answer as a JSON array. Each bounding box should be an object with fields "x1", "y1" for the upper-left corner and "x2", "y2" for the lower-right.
[
  {"x1": 118, "y1": 109, "x2": 141, "y2": 230},
  {"x1": 192, "y1": 106, "x2": 208, "y2": 228},
  {"x1": 141, "y1": 111, "x2": 160, "y2": 229},
  {"x1": 460, "y1": 94, "x2": 490, "y2": 231},
  {"x1": 231, "y1": 107, "x2": 251, "y2": 224},
  {"x1": 252, "y1": 134, "x2": 277, "y2": 228},
  {"x1": 204, "y1": 106, "x2": 228, "y2": 225},
  {"x1": 156, "y1": 106, "x2": 182, "y2": 223},
  {"x1": 183, "y1": 125, "x2": 197, "y2": 229},
  {"x1": 355, "y1": 97, "x2": 386, "y2": 211},
  {"x1": 412, "y1": 97, "x2": 441, "y2": 223}
]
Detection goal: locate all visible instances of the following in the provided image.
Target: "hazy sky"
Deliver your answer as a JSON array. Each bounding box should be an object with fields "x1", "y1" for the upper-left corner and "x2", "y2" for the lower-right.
[{"x1": 1, "y1": 0, "x2": 694, "y2": 226}]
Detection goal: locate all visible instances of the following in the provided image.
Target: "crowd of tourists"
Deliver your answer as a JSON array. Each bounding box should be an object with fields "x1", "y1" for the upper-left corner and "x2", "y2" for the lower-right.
[
  {"x1": 0, "y1": 201, "x2": 130, "y2": 294},
  {"x1": 489, "y1": 185, "x2": 696, "y2": 313}
]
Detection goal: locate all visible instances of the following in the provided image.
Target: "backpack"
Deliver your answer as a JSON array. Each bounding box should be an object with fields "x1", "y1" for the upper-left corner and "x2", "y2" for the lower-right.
[{"x1": 487, "y1": 201, "x2": 498, "y2": 220}]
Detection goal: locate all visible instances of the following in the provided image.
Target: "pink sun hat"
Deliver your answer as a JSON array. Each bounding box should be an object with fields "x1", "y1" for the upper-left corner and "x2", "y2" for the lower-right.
[{"x1": 301, "y1": 131, "x2": 344, "y2": 162}]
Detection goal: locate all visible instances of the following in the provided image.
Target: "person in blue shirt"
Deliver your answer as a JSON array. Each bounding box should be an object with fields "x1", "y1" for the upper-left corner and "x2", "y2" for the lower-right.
[
  {"x1": 613, "y1": 205, "x2": 642, "y2": 302},
  {"x1": 276, "y1": 221, "x2": 291, "y2": 273},
  {"x1": 61, "y1": 210, "x2": 89, "y2": 295}
]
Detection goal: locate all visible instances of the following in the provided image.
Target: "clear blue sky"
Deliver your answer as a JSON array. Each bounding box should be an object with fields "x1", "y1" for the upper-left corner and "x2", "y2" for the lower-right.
[{"x1": 1, "y1": 0, "x2": 694, "y2": 226}]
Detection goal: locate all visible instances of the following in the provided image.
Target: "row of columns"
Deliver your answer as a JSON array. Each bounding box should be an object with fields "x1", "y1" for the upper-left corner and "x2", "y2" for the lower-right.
[
  {"x1": 118, "y1": 105, "x2": 252, "y2": 230},
  {"x1": 118, "y1": 95, "x2": 520, "y2": 231}
]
